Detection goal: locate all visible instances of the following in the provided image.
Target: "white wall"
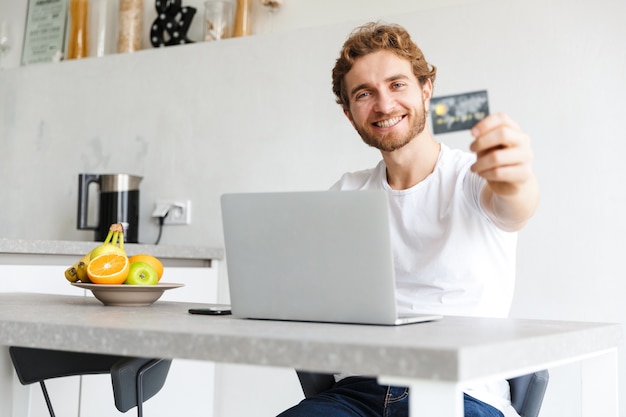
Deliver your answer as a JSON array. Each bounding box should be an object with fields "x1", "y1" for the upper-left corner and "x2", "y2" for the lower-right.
[{"x1": 1, "y1": 0, "x2": 626, "y2": 416}]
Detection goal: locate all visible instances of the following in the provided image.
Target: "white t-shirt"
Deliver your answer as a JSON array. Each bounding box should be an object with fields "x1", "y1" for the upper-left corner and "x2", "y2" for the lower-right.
[{"x1": 331, "y1": 144, "x2": 520, "y2": 417}]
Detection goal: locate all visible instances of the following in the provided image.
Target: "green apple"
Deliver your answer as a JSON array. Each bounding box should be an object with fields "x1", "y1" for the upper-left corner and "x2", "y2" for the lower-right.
[{"x1": 124, "y1": 262, "x2": 159, "y2": 285}]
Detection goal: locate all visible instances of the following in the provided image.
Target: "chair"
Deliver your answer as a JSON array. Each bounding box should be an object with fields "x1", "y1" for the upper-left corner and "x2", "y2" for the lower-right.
[
  {"x1": 508, "y1": 371, "x2": 549, "y2": 417},
  {"x1": 9, "y1": 346, "x2": 171, "y2": 417},
  {"x1": 296, "y1": 370, "x2": 549, "y2": 417}
]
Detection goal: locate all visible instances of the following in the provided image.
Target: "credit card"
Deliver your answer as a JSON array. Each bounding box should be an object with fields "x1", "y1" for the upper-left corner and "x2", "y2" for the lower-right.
[{"x1": 430, "y1": 90, "x2": 489, "y2": 134}]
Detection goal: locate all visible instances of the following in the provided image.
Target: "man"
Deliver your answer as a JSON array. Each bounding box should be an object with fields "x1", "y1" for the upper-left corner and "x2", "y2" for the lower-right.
[{"x1": 278, "y1": 22, "x2": 539, "y2": 417}]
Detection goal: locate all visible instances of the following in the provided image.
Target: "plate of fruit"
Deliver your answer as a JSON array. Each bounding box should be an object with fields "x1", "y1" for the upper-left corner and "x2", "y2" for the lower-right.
[{"x1": 65, "y1": 223, "x2": 184, "y2": 306}]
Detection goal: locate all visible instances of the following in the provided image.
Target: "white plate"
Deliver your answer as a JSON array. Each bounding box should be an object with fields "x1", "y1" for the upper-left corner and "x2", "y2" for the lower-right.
[{"x1": 71, "y1": 282, "x2": 184, "y2": 306}]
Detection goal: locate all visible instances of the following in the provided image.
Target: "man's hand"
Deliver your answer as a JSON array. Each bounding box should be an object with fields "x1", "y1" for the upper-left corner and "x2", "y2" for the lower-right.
[{"x1": 469, "y1": 113, "x2": 539, "y2": 231}]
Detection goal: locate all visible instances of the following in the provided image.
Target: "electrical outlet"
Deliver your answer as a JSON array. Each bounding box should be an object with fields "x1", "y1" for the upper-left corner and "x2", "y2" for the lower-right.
[{"x1": 155, "y1": 200, "x2": 191, "y2": 225}]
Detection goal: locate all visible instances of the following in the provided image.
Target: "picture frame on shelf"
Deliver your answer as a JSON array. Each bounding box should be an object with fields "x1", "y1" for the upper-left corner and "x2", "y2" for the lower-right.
[{"x1": 22, "y1": 0, "x2": 68, "y2": 65}]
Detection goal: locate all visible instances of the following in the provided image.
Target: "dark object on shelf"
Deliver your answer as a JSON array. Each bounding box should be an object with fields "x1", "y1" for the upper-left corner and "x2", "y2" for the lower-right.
[{"x1": 151, "y1": 0, "x2": 197, "y2": 47}]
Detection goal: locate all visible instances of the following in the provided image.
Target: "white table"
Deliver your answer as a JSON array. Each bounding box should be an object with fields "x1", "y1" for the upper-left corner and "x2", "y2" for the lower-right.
[{"x1": 0, "y1": 293, "x2": 622, "y2": 417}]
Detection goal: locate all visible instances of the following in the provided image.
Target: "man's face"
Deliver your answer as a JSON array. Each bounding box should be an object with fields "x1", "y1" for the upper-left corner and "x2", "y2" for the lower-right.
[{"x1": 342, "y1": 50, "x2": 431, "y2": 152}]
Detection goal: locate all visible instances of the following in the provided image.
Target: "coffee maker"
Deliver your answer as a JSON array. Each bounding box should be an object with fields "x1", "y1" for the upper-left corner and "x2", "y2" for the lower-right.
[{"x1": 77, "y1": 173, "x2": 143, "y2": 243}]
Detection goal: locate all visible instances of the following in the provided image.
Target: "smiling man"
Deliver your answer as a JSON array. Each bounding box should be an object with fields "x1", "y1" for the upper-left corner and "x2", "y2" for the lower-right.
[
  {"x1": 277, "y1": 22, "x2": 539, "y2": 417},
  {"x1": 342, "y1": 50, "x2": 429, "y2": 153}
]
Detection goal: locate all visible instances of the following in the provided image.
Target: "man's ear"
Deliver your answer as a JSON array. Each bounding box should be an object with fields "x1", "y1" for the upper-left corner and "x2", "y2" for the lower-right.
[
  {"x1": 343, "y1": 106, "x2": 355, "y2": 125},
  {"x1": 422, "y1": 79, "x2": 433, "y2": 112}
]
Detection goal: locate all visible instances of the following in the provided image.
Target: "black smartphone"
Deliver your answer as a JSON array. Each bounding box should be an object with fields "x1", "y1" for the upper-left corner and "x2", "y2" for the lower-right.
[{"x1": 188, "y1": 305, "x2": 232, "y2": 316}]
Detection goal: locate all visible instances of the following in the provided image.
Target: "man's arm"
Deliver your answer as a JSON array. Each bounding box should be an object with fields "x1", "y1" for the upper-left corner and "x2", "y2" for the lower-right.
[{"x1": 469, "y1": 113, "x2": 540, "y2": 232}]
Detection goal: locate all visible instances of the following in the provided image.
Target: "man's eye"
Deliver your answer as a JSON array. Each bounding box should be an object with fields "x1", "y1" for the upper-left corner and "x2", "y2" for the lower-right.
[
  {"x1": 356, "y1": 91, "x2": 370, "y2": 99},
  {"x1": 392, "y1": 82, "x2": 405, "y2": 89}
]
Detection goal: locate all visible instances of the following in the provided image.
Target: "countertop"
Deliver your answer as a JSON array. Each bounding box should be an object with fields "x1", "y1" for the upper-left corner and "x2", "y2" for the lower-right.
[{"x1": 0, "y1": 238, "x2": 223, "y2": 266}]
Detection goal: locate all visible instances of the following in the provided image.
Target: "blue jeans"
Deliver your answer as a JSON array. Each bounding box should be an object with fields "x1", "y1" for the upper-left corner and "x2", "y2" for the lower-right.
[{"x1": 277, "y1": 377, "x2": 504, "y2": 417}]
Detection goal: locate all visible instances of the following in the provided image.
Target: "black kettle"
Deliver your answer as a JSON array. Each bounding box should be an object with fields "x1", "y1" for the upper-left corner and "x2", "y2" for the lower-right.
[{"x1": 77, "y1": 173, "x2": 143, "y2": 243}]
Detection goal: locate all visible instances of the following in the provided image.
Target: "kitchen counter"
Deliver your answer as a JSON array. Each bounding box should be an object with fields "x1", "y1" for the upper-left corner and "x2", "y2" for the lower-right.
[{"x1": 0, "y1": 238, "x2": 223, "y2": 267}]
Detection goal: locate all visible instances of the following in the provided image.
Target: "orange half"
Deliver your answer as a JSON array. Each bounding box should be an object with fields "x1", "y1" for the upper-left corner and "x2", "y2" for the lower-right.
[{"x1": 87, "y1": 253, "x2": 130, "y2": 284}]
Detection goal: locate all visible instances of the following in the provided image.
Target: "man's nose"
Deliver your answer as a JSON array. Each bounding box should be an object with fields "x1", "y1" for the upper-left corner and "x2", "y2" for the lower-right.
[{"x1": 374, "y1": 91, "x2": 396, "y2": 114}]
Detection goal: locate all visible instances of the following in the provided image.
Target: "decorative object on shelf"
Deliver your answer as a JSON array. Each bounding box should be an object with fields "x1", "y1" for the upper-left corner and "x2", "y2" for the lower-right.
[
  {"x1": 261, "y1": 0, "x2": 282, "y2": 12},
  {"x1": 89, "y1": 0, "x2": 118, "y2": 57},
  {"x1": 21, "y1": 0, "x2": 68, "y2": 65},
  {"x1": 67, "y1": 0, "x2": 89, "y2": 59},
  {"x1": 150, "y1": 0, "x2": 197, "y2": 47},
  {"x1": 203, "y1": 0, "x2": 234, "y2": 41},
  {"x1": 233, "y1": 0, "x2": 252, "y2": 37},
  {"x1": 117, "y1": 0, "x2": 144, "y2": 53}
]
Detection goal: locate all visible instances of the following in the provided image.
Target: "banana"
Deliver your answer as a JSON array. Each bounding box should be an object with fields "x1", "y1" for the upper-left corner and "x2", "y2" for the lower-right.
[
  {"x1": 89, "y1": 224, "x2": 126, "y2": 260},
  {"x1": 65, "y1": 250, "x2": 93, "y2": 283},
  {"x1": 64, "y1": 224, "x2": 126, "y2": 283},
  {"x1": 76, "y1": 261, "x2": 89, "y2": 282},
  {"x1": 79, "y1": 251, "x2": 92, "y2": 264},
  {"x1": 65, "y1": 266, "x2": 79, "y2": 282}
]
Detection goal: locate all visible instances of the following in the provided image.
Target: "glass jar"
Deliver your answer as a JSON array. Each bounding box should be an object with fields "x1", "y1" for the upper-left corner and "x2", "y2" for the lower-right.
[
  {"x1": 204, "y1": 0, "x2": 235, "y2": 41},
  {"x1": 117, "y1": 0, "x2": 143, "y2": 53},
  {"x1": 89, "y1": 0, "x2": 117, "y2": 57},
  {"x1": 232, "y1": 0, "x2": 251, "y2": 37},
  {"x1": 67, "y1": 0, "x2": 89, "y2": 59}
]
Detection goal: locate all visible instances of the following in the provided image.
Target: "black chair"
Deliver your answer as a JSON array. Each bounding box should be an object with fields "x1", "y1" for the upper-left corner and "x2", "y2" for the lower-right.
[
  {"x1": 9, "y1": 347, "x2": 171, "y2": 417},
  {"x1": 508, "y1": 371, "x2": 550, "y2": 417},
  {"x1": 296, "y1": 370, "x2": 549, "y2": 417}
]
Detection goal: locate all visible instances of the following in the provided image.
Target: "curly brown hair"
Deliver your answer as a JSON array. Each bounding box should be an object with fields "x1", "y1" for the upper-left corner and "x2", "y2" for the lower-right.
[{"x1": 332, "y1": 22, "x2": 437, "y2": 108}]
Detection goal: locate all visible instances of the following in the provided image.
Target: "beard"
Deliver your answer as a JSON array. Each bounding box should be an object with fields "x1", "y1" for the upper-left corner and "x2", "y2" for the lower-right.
[{"x1": 353, "y1": 106, "x2": 427, "y2": 153}]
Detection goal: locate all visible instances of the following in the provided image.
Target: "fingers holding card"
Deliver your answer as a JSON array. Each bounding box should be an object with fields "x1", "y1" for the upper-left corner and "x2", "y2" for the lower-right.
[
  {"x1": 428, "y1": 90, "x2": 534, "y2": 194},
  {"x1": 470, "y1": 113, "x2": 534, "y2": 192}
]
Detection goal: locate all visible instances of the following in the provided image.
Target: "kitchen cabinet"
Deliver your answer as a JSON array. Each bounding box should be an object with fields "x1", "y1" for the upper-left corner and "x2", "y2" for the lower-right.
[{"x1": 1, "y1": 239, "x2": 222, "y2": 417}]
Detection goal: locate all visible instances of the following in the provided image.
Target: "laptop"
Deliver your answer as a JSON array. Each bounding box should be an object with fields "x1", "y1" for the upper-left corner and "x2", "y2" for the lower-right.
[{"x1": 220, "y1": 190, "x2": 442, "y2": 326}]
